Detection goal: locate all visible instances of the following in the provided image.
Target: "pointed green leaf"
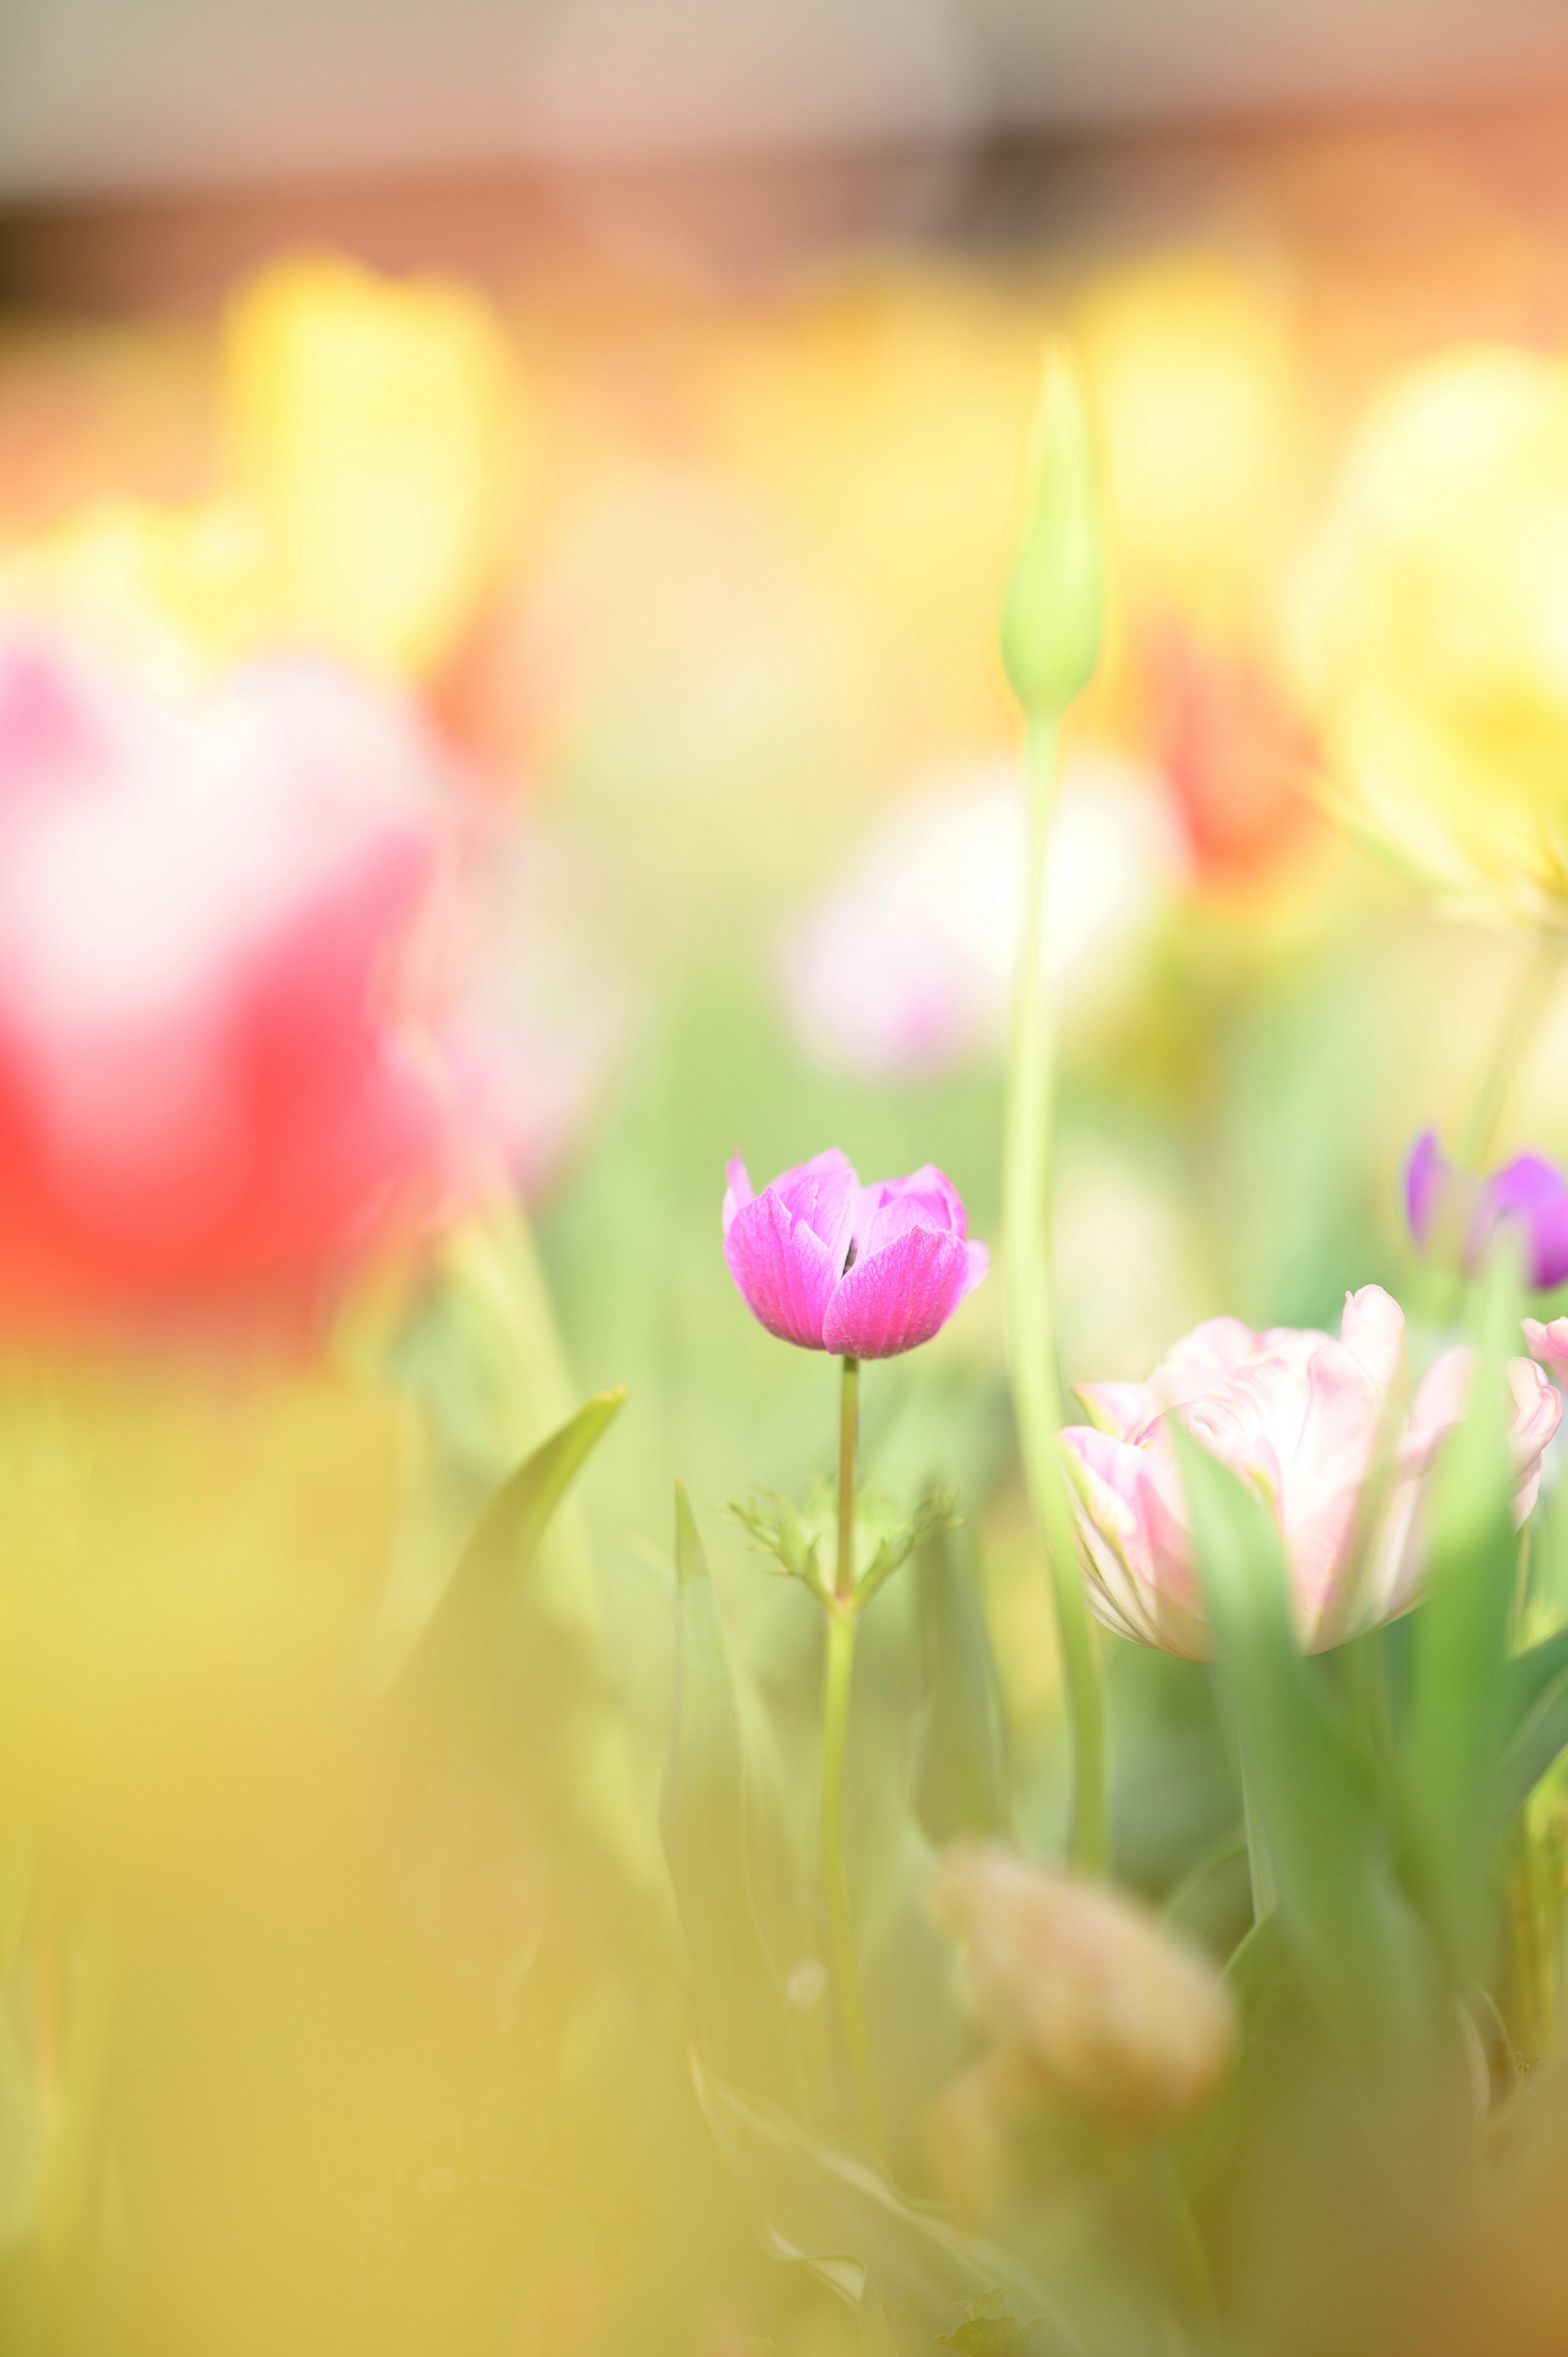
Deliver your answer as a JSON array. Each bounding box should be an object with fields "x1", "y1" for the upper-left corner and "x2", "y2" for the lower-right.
[
  {"x1": 999, "y1": 344, "x2": 1107, "y2": 720},
  {"x1": 1503, "y1": 1624, "x2": 1568, "y2": 1743},
  {"x1": 728, "y1": 1490, "x2": 831, "y2": 1604},
  {"x1": 662, "y1": 1485, "x2": 804, "y2": 2110},
  {"x1": 1498, "y1": 1665, "x2": 1568, "y2": 1821},
  {"x1": 691, "y1": 2057, "x2": 1073, "y2": 2357},
  {"x1": 1402, "y1": 1254, "x2": 1522, "y2": 1979},
  {"x1": 852, "y1": 1489, "x2": 958, "y2": 1617},
  {"x1": 390, "y1": 1389, "x2": 626, "y2": 1719},
  {"x1": 914, "y1": 1526, "x2": 1011, "y2": 1846},
  {"x1": 1172, "y1": 1422, "x2": 1420, "y2": 2052}
]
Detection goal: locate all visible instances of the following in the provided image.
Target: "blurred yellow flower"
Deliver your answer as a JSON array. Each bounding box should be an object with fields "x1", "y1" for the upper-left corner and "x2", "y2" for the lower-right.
[
  {"x1": 1076, "y1": 250, "x2": 1307, "y2": 642},
  {"x1": 223, "y1": 252, "x2": 518, "y2": 682},
  {"x1": 1292, "y1": 346, "x2": 1568, "y2": 926},
  {"x1": 0, "y1": 495, "x2": 275, "y2": 688},
  {"x1": 702, "y1": 269, "x2": 1042, "y2": 757}
]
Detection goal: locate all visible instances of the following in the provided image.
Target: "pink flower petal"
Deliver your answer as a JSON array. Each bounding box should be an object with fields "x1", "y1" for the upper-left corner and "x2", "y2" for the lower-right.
[
  {"x1": 1148, "y1": 1316, "x2": 1263, "y2": 1411},
  {"x1": 721, "y1": 1154, "x2": 755, "y2": 1237},
  {"x1": 772, "y1": 1147, "x2": 860, "y2": 1273},
  {"x1": 1339, "y1": 1284, "x2": 1407, "y2": 1400},
  {"x1": 1506, "y1": 1355, "x2": 1561, "y2": 1483},
  {"x1": 1061, "y1": 1423, "x2": 1207, "y2": 1657},
  {"x1": 1523, "y1": 1316, "x2": 1568, "y2": 1380},
  {"x1": 1274, "y1": 1339, "x2": 1385, "y2": 1644},
  {"x1": 1074, "y1": 1381, "x2": 1163, "y2": 1440},
  {"x1": 722, "y1": 1189, "x2": 840, "y2": 1349},
  {"x1": 822, "y1": 1224, "x2": 973, "y2": 1358}
]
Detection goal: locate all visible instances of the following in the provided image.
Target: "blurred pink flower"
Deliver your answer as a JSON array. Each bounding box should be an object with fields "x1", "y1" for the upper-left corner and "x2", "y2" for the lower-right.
[
  {"x1": 1061, "y1": 1285, "x2": 1559, "y2": 1657},
  {"x1": 1524, "y1": 1317, "x2": 1568, "y2": 1380},
  {"x1": 0, "y1": 630, "x2": 599, "y2": 1324},
  {"x1": 780, "y1": 751, "x2": 1185, "y2": 1079},
  {"x1": 722, "y1": 1149, "x2": 987, "y2": 1358}
]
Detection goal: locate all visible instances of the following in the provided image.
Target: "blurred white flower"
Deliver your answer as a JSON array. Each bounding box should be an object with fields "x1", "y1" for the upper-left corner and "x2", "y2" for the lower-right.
[
  {"x1": 780, "y1": 747, "x2": 1187, "y2": 1075},
  {"x1": 442, "y1": 821, "x2": 631, "y2": 1205}
]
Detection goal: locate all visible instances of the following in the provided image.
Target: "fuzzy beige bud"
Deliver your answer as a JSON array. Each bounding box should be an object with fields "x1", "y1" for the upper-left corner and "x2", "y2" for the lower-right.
[{"x1": 931, "y1": 1843, "x2": 1236, "y2": 2134}]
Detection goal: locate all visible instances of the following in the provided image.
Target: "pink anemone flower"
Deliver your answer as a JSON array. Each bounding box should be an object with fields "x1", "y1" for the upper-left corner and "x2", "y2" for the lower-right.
[
  {"x1": 721, "y1": 1148, "x2": 988, "y2": 1359},
  {"x1": 1060, "y1": 1284, "x2": 1559, "y2": 1658}
]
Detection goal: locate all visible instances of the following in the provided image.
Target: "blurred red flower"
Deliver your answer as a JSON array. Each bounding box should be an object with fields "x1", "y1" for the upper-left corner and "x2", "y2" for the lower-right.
[
  {"x1": 0, "y1": 633, "x2": 454, "y2": 1324},
  {"x1": 1147, "y1": 623, "x2": 1320, "y2": 881}
]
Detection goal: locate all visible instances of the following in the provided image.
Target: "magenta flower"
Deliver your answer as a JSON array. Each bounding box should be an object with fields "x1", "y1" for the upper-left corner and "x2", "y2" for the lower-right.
[
  {"x1": 1406, "y1": 1129, "x2": 1568, "y2": 1291},
  {"x1": 722, "y1": 1150, "x2": 988, "y2": 1358},
  {"x1": 1060, "y1": 1286, "x2": 1560, "y2": 1657}
]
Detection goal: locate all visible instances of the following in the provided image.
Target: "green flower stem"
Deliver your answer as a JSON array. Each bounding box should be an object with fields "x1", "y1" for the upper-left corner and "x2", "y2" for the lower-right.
[
  {"x1": 822, "y1": 1356, "x2": 886, "y2": 2158},
  {"x1": 1239, "y1": 1743, "x2": 1276, "y2": 1926},
  {"x1": 836, "y1": 1355, "x2": 860, "y2": 1606},
  {"x1": 1459, "y1": 930, "x2": 1566, "y2": 1173},
  {"x1": 1003, "y1": 715, "x2": 1107, "y2": 1873}
]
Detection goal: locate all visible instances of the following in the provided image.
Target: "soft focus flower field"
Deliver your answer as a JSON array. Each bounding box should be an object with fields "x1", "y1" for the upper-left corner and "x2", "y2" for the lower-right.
[{"x1": 8, "y1": 125, "x2": 1568, "y2": 2357}]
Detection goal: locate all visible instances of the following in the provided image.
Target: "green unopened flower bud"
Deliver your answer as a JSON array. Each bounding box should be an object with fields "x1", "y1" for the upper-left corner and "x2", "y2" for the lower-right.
[{"x1": 999, "y1": 343, "x2": 1107, "y2": 720}]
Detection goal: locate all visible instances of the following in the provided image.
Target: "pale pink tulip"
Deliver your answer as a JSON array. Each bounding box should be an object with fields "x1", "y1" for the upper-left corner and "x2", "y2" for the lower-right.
[
  {"x1": 1062, "y1": 1286, "x2": 1560, "y2": 1657},
  {"x1": 1524, "y1": 1316, "x2": 1568, "y2": 1382}
]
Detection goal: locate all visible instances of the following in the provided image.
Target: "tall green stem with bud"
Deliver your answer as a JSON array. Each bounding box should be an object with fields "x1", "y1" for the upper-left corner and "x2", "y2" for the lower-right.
[{"x1": 999, "y1": 346, "x2": 1110, "y2": 1874}]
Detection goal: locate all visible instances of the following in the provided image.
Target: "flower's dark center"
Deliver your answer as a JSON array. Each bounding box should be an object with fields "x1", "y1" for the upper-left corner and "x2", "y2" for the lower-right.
[{"x1": 842, "y1": 1242, "x2": 858, "y2": 1273}]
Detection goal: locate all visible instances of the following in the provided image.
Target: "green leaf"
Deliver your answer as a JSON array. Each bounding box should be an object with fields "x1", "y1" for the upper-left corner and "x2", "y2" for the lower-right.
[
  {"x1": 1402, "y1": 1255, "x2": 1522, "y2": 1980},
  {"x1": 690, "y1": 2058, "x2": 1073, "y2": 2357},
  {"x1": 390, "y1": 1389, "x2": 626, "y2": 1722},
  {"x1": 853, "y1": 1489, "x2": 958, "y2": 1617},
  {"x1": 914, "y1": 1526, "x2": 1011, "y2": 1846},
  {"x1": 998, "y1": 344, "x2": 1107, "y2": 720},
  {"x1": 1172, "y1": 1422, "x2": 1420, "y2": 2054},
  {"x1": 728, "y1": 1483, "x2": 957, "y2": 1619},
  {"x1": 1503, "y1": 1624, "x2": 1568, "y2": 1742},
  {"x1": 1498, "y1": 1665, "x2": 1568, "y2": 1822},
  {"x1": 729, "y1": 1490, "x2": 831, "y2": 1605},
  {"x1": 936, "y1": 2288, "x2": 1043, "y2": 2355},
  {"x1": 661, "y1": 1486, "x2": 804, "y2": 2110},
  {"x1": 1174, "y1": 1911, "x2": 1331, "y2": 2257}
]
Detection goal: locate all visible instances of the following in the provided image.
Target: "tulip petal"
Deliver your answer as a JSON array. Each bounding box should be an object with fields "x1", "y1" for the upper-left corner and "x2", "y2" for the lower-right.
[
  {"x1": 1506, "y1": 1355, "x2": 1561, "y2": 1484},
  {"x1": 1074, "y1": 1381, "x2": 1162, "y2": 1441},
  {"x1": 1148, "y1": 1315, "x2": 1262, "y2": 1410},
  {"x1": 1060, "y1": 1423, "x2": 1208, "y2": 1657},
  {"x1": 723, "y1": 1190, "x2": 839, "y2": 1349},
  {"x1": 822, "y1": 1225, "x2": 973, "y2": 1359},
  {"x1": 1274, "y1": 1340, "x2": 1386, "y2": 1646},
  {"x1": 1339, "y1": 1283, "x2": 1407, "y2": 1400},
  {"x1": 1523, "y1": 1315, "x2": 1568, "y2": 1378}
]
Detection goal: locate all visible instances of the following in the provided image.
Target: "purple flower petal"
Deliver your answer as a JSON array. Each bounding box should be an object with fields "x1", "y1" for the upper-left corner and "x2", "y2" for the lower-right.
[
  {"x1": 723, "y1": 1188, "x2": 840, "y2": 1348},
  {"x1": 822, "y1": 1225, "x2": 976, "y2": 1358},
  {"x1": 1525, "y1": 1193, "x2": 1568, "y2": 1289},
  {"x1": 1486, "y1": 1153, "x2": 1567, "y2": 1218},
  {"x1": 1483, "y1": 1153, "x2": 1568, "y2": 1287},
  {"x1": 1405, "y1": 1129, "x2": 1443, "y2": 1248}
]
